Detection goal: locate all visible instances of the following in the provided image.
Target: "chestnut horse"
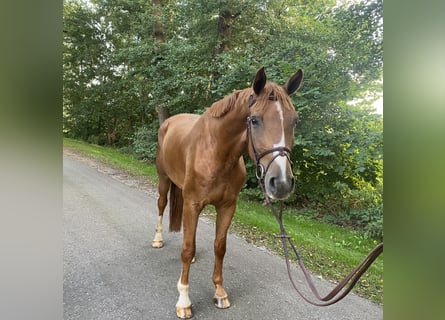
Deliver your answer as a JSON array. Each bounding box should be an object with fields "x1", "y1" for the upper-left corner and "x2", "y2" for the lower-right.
[{"x1": 151, "y1": 67, "x2": 303, "y2": 318}]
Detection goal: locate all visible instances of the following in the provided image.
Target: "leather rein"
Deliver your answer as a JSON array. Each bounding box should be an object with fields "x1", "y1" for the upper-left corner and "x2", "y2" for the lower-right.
[{"x1": 246, "y1": 94, "x2": 383, "y2": 306}]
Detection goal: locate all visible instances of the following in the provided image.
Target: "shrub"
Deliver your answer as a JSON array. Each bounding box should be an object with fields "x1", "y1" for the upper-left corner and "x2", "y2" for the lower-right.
[
  {"x1": 132, "y1": 126, "x2": 157, "y2": 162},
  {"x1": 331, "y1": 181, "x2": 383, "y2": 240}
]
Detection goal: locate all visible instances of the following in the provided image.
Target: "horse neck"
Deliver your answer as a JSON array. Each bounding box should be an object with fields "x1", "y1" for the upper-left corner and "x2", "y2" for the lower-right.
[{"x1": 208, "y1": 104, "x2": 249, "y2": 161}]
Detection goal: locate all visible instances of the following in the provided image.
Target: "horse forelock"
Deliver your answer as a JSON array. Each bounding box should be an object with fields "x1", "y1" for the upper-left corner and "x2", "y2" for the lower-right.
[{"x1": 254, "y1": 82, "x2": 295, "y2": 113}]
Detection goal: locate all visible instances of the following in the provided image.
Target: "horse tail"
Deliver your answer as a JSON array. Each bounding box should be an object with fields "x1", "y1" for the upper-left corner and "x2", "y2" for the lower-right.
[{"x1": 169, "y1": 183, "x2": 183, "y2": 232}]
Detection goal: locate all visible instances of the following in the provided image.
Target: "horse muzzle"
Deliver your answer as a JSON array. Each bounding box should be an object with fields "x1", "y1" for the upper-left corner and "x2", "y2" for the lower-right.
[{"x1": 264, "y1": 168, "x2": 295, "y2": 200}]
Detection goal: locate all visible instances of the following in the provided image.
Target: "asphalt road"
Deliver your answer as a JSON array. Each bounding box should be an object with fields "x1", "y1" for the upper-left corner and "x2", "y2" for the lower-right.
[{"x1": 63, "y1": 152, "x2": 383, "y2": 320}]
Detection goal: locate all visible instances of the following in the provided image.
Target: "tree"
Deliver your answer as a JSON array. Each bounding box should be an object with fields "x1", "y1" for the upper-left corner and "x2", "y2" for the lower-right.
[
  {"x1": 63, "y1": 0, "x2": 109, "y2": 142},
  {"x1": 152, "y1": 0, "x2": 169, "y2": 124},
  {"x1": 63, "y1": 0, "x2": 383, "y2": 237}
]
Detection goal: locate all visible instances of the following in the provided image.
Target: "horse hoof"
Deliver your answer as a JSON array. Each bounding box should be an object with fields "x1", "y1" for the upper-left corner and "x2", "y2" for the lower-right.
[
  {"x1": 213, "y1": 295, "x2": 231, "y2": 309},
  {"x1": 176, "y1": 305, "x2": 193, "y2": 319},
  {"x1": 151, "y1": 240, "x2": 164, "y2": 248}
]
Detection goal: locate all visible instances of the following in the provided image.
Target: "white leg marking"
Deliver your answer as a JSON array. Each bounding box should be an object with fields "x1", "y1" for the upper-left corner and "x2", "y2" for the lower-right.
[
  {"x1": 153, "y1": 216, "x2": 163, "y2": 242},
  {"x1": 176, "y1": 277, "x2": 192, "y2": 308},
  {"x1": 274, "y1": 101, "x2": 288, "y2": 180}
]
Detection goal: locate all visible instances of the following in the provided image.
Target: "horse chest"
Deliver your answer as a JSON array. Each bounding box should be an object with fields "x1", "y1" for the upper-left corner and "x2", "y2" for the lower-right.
[{"x1": 182, "y1": 159, "x2": 244, "y2": 203}]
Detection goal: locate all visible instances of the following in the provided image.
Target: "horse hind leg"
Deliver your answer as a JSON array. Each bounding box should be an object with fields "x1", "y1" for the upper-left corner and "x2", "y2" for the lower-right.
[
  {"x1": 152, "y1": 175, "x2": 171, "y2": 248},
  {"x1": 152, "y1": 216, "x2": 164, "y2": 248}
]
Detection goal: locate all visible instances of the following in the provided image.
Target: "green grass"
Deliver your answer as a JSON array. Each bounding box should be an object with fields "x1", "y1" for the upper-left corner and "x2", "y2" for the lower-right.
[
  {"x1": 63, "y1": 137, "x2": 383, "y2": 304},
  {"x1": 64, "y1": 138, "x2": 158, "y2": 182},
  {"x1": 231, "y1": 197, "x2": 383, "y2": 303}
]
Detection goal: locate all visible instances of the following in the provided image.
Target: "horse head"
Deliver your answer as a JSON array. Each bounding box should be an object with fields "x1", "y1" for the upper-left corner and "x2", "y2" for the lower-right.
[{"x1": 247, "y1": 67, "x2": 303, "y2": 200}]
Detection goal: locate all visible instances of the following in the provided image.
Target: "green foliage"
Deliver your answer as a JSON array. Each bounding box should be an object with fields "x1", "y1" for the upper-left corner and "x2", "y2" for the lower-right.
[
  {"x1": 132, "y1": 125, "x2": 158, "y2": 162},
  {"x1": 332, "y1": 181, "x2": 383, "y2": 240},
  {"x1": 63, "y1": 0, "x2": 383, "y2": 239}
]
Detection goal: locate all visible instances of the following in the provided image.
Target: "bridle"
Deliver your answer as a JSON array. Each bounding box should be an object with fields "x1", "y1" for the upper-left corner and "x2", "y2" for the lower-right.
[
  {"x1": 246, "y1": 92, "x2": 383, "y2": 307},
  {"x1": 246, "y1": 93, "x2": 293, "y2": 181}
]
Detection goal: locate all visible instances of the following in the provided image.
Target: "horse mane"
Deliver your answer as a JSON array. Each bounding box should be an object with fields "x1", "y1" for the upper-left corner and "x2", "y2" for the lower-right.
[
  {"x1": 207, "y1": 90, "x2": 244, "y2": 118},
  {"x1": 207, "y1": 82, "x2": 294, "y2": 118}
]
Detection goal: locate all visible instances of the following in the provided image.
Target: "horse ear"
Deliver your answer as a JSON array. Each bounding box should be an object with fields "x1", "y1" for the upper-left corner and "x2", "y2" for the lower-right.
[
  {"x1": 283, "y1": 69, "x2": 303, "y2": 96},
  {"x1": 253, "y1": 67, "x2": 267, "y2": 95}
]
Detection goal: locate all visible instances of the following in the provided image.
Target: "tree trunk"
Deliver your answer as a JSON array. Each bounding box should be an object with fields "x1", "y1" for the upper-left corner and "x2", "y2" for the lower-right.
[
  {"x1": 218, "y1": 11, "x2": 232, "y2": 52},
  {"x1": 218, "y1": 10, "x2": 241, "y2": 53},
  {"x1": 107, "y1": 118, "x2": 117, "y2": 145},
  {"x1": 153, "y1": 0, "x2": 165, "y2": 43},
  {"x1": 156, "y1": 104, "x2": 169, "y2": 124},
  {"x1": 153, "y1": 0, "x2": 168, "y2": 124}
]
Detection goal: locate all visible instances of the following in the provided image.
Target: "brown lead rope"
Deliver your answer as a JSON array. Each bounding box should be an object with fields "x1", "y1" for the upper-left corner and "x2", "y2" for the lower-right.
[{"x1": 260, "y1": 184, "x2": 383, "y2": 306}]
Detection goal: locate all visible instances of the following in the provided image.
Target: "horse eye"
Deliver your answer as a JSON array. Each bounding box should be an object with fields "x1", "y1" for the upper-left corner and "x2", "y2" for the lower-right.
[{"x1": 250, "y1": 116, "x2": 260, "y2": 126}]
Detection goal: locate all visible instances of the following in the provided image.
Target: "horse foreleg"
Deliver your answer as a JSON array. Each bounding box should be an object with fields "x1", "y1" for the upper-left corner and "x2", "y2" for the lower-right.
[
  {"x1": 152, "y1": 176, "x2": 170, "y2": 248},
  {"x1": 212, "y1": 202, "x2": 236, "y2": 309},
  {"x1": 176, "y1": 201, "x2": 200, "y2": 319}
]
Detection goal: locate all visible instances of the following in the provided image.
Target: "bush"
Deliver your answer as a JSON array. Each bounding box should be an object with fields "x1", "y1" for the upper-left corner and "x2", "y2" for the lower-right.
[
  {"x1": 87, "y1": 134, "x2": 107, "y2": 145},
  {"x1": 330, "y1": 181, "x2": 383, "y2": 240},
  {"x1": 358, "y1": 204, "x2": 383, "y2": 240},
  {"x1": 241, "y1": 158, "x2": 383, "y2": 240},
  {"x1": 132, "y1": 126, "x2": 157, "y2": 162}
]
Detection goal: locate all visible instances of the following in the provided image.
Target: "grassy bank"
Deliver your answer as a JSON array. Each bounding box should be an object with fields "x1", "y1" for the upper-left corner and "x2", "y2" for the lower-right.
[
  {"x1": 63, "y1": 138, "x2": 383, "y2": 304},
  {"x1": 64, "y1": 138, "x2": 158, "y2": 182}
]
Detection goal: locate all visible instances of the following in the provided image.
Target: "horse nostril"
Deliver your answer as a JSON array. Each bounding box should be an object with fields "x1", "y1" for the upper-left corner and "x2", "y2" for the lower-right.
[
  {"x1": 290, "y1": 176, "x2": 295, "y2": 190},
  {"x1": 270, "y1": 177, "x2": 276, "y2": 190},
  {"x1": 266, "y1": 175, "x2": 294, "y2": 199}
]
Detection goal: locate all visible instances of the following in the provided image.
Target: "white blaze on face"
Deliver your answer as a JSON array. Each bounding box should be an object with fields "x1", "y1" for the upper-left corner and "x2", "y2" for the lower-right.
[{"x1": 273, "y1": 101, "x2": 288, "y2": 180}]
